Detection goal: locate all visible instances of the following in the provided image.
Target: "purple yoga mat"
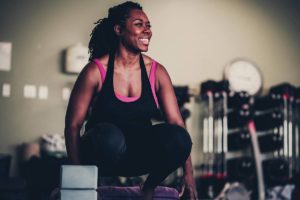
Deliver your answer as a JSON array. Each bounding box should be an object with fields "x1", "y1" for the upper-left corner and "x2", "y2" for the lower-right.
[{"x1": 98, "y1": 186, "x2": 179, "y2": 200}]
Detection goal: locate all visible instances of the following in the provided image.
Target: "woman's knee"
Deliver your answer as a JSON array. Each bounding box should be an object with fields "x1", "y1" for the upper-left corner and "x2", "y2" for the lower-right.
[
  {"x1": 82, "y1": 123, "x2": 126, "y2": 162},
  {"x1": 155, "y1": 123, "x2": 192, "y2": 157},
  {"x1": 169, "y1": 125, "x2": 192, "y2": 155}
]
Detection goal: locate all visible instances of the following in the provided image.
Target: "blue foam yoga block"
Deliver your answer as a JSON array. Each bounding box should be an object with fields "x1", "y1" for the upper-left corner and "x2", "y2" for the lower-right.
[
  {"x1": 60, "y1": 165, "x2": 98, "y2": 189},
  {"x1": 60, "y1": 189, "x2": 97, "y2": 200}
]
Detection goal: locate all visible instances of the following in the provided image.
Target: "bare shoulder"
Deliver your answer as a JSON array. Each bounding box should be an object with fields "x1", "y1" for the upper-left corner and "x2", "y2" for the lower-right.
[
  {"x1": 96, "y1": 54, "x2": 109, "y2": 70},
  {"x1": 141, "y1": 54, "x2": 169, "y2": 75},
  {"x1": 150, "y1": 61, "x2": 172, "y2": 91},
  {"x1": 79, "y1": 61, "x2": 100, "y2": 86},
  {"x1": 155, "y1": 62, "x2": 170, "y2": 78},
  {"x1": 83, "y1": 61, "x2": 98, "y2": 75}
]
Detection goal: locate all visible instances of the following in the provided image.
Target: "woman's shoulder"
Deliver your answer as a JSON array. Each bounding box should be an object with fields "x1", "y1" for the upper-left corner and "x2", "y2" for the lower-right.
[
  {"x1": 142, "y1": 54, "x2": 165, "y2": 71},
  {"x1": 143, "y1": 55, "x2": 166, "y2": 74},
  {"x1": 80, "y1": 61, "x2": 101, "y2": 82},
  {"x1": 93, "y1": 54, "x2": 109, "y2": 70},
  {"x1": 142, "y1": 54, "x2": 169, "y2": 88}
]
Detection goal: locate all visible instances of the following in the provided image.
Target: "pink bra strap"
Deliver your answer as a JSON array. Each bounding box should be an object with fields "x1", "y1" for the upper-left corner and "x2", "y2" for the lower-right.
[{"x1": 93, "y1": 59, "x2": 106, "y2": 84}]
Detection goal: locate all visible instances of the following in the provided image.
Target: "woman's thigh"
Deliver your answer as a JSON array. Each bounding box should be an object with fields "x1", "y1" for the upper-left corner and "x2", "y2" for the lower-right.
[
  {"x1": 115, "y1": 123, "x2": 192, "y2": 175},
  {"x1": 80, "y1": 123, "x2": 126, "y2": 168}
]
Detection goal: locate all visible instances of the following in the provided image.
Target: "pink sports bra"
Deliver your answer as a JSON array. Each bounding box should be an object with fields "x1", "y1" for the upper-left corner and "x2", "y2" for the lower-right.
[{"x1": 93, "y1": 59, "x2": 159, "y2": 108}]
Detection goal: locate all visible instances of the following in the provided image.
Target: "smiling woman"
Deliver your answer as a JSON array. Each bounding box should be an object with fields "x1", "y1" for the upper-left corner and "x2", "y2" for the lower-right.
[
  {"x1": 117, "y1": 9, "x2": 152, "y2": 52},
  {"x1": 64, "y1": 1, "x2": 197, "y2": 200}
]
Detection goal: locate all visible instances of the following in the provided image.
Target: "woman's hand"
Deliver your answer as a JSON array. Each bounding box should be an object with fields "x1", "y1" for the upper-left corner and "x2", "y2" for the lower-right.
[{"x1": 179, "y1": 173, "x2": 198, "y2": 200}]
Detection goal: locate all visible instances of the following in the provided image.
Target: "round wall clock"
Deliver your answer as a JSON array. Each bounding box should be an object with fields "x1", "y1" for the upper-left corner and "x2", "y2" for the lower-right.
[{"x1": 224, "y1": 58, "x2": 263, "y2": 95}]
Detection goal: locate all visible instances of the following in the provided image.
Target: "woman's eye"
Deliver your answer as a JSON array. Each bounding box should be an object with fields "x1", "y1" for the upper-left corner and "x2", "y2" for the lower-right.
[{"x1": 135, "y1": 23, "x2": 143, "y2": 27}]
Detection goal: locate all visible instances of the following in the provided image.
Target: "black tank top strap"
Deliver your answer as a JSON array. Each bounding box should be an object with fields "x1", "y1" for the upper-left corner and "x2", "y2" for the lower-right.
[
  {"x1": 100, "y1": 50, "x2": 116, "y2": 96},
  {"x1": 140, "y1": 53, "x2": 151, "y2": 96}
]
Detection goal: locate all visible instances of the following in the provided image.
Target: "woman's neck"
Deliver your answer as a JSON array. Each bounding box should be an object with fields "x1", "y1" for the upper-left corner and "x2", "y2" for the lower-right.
[{"x1": 115, "y1": 44, "x2": 140, "y2": 69}]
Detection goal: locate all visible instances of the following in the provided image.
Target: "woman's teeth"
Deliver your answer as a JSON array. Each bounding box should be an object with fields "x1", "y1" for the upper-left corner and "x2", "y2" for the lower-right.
[{"x1": 139, "y1": 38, "x2": 149, "y2": 45}]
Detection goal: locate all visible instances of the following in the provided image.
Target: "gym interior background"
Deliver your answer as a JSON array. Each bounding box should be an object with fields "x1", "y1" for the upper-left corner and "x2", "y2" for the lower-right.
[{"x1": 0, "y1": 0, "x2": 300, "y2": 199}]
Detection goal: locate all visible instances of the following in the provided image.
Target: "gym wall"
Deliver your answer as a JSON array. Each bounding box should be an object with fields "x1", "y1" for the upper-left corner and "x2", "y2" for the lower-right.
[{"x1": 0, "y1": 0, "x2": 300, "y2": 176}]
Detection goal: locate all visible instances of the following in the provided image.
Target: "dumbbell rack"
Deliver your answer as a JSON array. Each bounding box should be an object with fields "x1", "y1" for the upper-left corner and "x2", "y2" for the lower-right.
[
  {"x1": 246, "y1": 83, "x2": 300, "y2": 199},
  {"x1": 198, "y1": 81, "x2": 300, "y2": 199},
  {"x1": 197, "y1": 80, "x2": 230, "y2": 199}
]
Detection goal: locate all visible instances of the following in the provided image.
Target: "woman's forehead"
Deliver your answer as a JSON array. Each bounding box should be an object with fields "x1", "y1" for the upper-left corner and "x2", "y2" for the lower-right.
[{"x1": 128, "y1": 9, "x2": 149, "y2": 21}]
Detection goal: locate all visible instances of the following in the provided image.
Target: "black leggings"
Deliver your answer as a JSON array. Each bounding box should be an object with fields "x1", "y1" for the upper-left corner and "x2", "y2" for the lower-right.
[{"x1": 80, "y1": 122, "x2": 192, "y2": 189}]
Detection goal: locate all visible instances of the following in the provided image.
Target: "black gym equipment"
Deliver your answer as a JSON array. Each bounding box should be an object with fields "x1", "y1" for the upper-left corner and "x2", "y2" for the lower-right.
[
  {"x1": 227, "y1": 157, "x2": 255, "y2": 183},
  {"x1": 258, "y1": 132, "x2": 283, "y2": 153},
  {"x1": 227, "y1": 130, "x2": 251, "y2": 151},
  {"x1": 253, "y1": 111, "x2": 283, "y2": 131},
  {"x1": 263, "y1": 158, "x2": 289, "y2": 186},
  {"x1": 227, "y1": 107, "x2": 252, "y2": 129}
]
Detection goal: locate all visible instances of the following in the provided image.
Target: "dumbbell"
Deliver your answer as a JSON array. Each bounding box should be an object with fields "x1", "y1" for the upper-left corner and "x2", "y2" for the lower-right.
[
  {"x1": 228, "y1": 91, "x2": 251, "y2": 109},
  {"x1": 270, "y1": 83, "x2": 295, "y2": 100},
  {"x1": 227, "y1": 130, "x2": 251, "y2": 151},
  {"x1": 295, "y1": 87, "x2": 300, "y2": 103},
  {"x1": 216, "y1": 80, "x2": 230, "y2": 93},
  {"x1": 227, "y1": 157, "x2": 255, "y2": 182},
  {"x1": 263, "y1": 158, "x2": 289, "y2": 186},
  {"x1": 200, "y1": 80, "x2": 228, "y2": 99},
  {"x1": 258, "y1": 132, "x2": 283, "y2": 153},
  {"x1": 253, "y1": 111, "x2": 283, "y2": 131},
  {"x1": 60, "y1": 165, "x2": 98, "y2": 200},
  {"x1": 174, "y1": 86, "x2": 190, "y2": 107},
  {"x1": 253, "y1": 96, "x2": 281, "y2": 113},
  {"x1": 227, "y1": 107, "x2": 252, "y2": 129},
  {"x1": 200, "y1": 80, "x2": 218, "y2": 96}
]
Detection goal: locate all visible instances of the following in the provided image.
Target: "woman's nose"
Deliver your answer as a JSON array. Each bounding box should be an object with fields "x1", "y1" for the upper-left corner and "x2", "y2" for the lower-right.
[{"x1": 143, "y1": 26, "x2": 151, "y2": 34}]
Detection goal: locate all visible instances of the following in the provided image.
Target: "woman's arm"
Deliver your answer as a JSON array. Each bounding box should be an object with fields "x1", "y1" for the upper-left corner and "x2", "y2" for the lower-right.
[
  {"x1": 155, "y1": 63, "x2": 198, "y2": 199},
  {"x1": 64, "y1": 62, "x2": 100, "y2": 164}
]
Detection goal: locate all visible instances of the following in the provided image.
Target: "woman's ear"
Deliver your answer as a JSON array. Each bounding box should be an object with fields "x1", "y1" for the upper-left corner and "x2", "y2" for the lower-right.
[{"x1": 114, "y1": 24, "x2": 122, "y2": 36}]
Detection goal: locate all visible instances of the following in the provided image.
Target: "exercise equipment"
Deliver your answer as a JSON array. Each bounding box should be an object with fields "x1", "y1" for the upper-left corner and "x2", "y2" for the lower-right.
[
  {"x1": 58, "y1": 165, "x2": 179, "y2": 200},
  {"x1": 270, "y1": 83, "x2": 296, "y2": 179},
  {"x1": 258, "y1": 132, "x2": 283, "y2": 153},
  {"x1": 60, "y1": 165, "x2": 97, "y2": 200},
  {"x1": 198, "y1": 80, "x2": 230, "y2": 199},
  {"x1": 227, "y1": 130, "x2": 251, "y2": 151},
  {"x1": 199, "y1": 79, "x2": 300, "y2": 199},
  {"x1": 201, "y1": 80, "x2": 229, "y2": 177},
  {"x1": 98, "y1": 186, "x2": 179, "y2": 200},
  {"x1": 227, "y1": 157, "x2": 255, "y2": 182},
  {"x1": 253, "y1": 111, "x2": 283, "y2": 131},
  {"x1": 253, "y1": 96, "x2": 281, "y2": 114},
  {"x1": 227, "y1": 91, "x2": 251, "y2": 110},
  {"x1": 263, "y1": 158, "x2": 289, "y2": 186},
  {"x1": 227, "y1": 107, "x2": 251, "y2": 129}
]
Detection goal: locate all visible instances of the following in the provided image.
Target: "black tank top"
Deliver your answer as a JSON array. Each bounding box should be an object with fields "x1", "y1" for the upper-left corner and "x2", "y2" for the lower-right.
[{"x1": 85, "y1": 51, "x2": 160, "y2": 135}]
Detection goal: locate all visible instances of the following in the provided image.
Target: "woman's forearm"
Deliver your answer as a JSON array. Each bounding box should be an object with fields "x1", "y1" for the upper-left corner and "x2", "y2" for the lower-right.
[
  {"x1": 65, "y1": 126, "x2": 81, "y2": 164},
  {"x1": 184, "y1": 155, "x2": 194, "y2": 175}
]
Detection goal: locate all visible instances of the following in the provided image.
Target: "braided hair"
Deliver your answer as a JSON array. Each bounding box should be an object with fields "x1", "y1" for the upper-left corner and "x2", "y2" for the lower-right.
[{"x1": 88, "y1": 1, "x2": 143, "y2": 61}]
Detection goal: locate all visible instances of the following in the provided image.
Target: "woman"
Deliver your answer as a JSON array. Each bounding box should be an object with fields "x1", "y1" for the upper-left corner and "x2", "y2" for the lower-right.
[{"x1": 65, "y1": 1, "x2": 198, "y2": 199}]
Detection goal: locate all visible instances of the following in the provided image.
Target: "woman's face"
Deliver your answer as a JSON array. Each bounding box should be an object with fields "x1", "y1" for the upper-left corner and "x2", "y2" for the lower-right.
[{"x1": 118, "y1": 9, "x2": 152, "y2": 52}]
